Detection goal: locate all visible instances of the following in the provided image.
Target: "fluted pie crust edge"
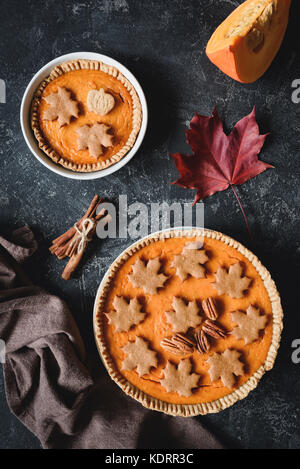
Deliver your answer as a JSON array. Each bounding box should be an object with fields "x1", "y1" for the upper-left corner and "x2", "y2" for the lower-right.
[
  {"x1": 94, "y1": 228, "x2": 283, "y2": 417},
  {"x1": 31, "y1": 59, "x2": 142, "y2": 172}
]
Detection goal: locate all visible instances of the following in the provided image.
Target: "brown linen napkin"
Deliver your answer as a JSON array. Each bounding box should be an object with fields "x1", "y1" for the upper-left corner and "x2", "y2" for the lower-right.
[{"x1": 0, "y1": 227, "x2": 224, "y2": 449}]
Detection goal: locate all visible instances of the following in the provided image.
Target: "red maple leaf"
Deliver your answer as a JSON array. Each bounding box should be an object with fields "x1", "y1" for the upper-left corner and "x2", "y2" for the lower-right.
[{"x1": 171, "y1": 107, "x2": 273, "y2": 238}]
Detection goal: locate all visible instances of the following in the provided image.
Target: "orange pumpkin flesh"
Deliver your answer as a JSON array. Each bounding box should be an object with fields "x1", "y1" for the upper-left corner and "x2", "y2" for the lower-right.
[{"x1": 206, "y1": 0, "x2": 291, "y2": 84}]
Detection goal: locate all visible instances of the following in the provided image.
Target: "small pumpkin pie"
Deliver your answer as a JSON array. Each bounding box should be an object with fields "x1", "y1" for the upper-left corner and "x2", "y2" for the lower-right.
[
  {"x1": 31, "y1": 59, "x2": 142, "y2": 172},
  {"x1": 94, "y1": 229, "x2": 282, "y2": 416}
]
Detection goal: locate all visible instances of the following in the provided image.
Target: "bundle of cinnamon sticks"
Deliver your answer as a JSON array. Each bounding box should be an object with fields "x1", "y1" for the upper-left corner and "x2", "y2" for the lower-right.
[{"x1": 50, "y1": 195, "x2": 107, "y2": 280}]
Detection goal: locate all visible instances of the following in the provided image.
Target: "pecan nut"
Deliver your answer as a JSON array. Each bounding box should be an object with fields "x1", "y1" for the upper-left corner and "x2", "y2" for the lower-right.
[
  {"x1": 172, "y1": 333, "x2": 196, "y2": 350},
  {"x1": 202, "y1": 297, "x2": 219, "y2": 320},
  {"x1": 194, "y1": 329, "x2": 210, "y2": 354},
  {"x1": 202, "y1": 319, "x2": 227, "y2": 339},
  {"x1": 160, "y1": 333, "x2": 195, "y2": 356}
]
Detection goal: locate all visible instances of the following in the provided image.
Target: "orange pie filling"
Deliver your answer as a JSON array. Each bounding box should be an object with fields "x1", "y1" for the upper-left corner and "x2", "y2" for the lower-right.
[
  {"x1": 38, "y1": 69, "x2": 134, "y2": 165},
  {"x1": 101, "y1": 236, "x2": 273, "y2": 405}
]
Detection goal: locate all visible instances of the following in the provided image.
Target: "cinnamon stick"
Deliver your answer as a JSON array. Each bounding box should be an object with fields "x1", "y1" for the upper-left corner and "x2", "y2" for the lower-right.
[
  {"x1": 51, "y1": 195, "x2": 101, "y2": 249},
  {"x1": 50, "y1": 195, "x2": 107, "y2": 280}
]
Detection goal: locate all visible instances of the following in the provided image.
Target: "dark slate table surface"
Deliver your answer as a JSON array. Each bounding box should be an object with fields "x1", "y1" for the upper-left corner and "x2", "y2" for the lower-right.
[{"x1": 1, "y1": 0, "x2": 300, "y2": 449}]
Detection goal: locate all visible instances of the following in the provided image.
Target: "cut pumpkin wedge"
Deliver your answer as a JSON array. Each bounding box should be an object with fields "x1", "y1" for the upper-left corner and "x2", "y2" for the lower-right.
[{"x1": 206, "y1": 0, "x2": 291, "y2": 83}]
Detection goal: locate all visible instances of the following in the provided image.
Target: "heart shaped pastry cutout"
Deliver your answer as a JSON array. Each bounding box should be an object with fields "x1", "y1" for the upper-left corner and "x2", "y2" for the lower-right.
[{"x1": 87, "y1": 88, "x2": 115, "y2": 116}]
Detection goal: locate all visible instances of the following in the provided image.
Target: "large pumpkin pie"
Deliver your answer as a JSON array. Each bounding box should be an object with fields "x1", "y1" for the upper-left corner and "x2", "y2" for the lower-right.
[
  {"x1": 94, "y1": 229, "x2": 282, "y2": 416},
  {"x1": 31, "y1": 59, "x2": 142, "y2": 172}
]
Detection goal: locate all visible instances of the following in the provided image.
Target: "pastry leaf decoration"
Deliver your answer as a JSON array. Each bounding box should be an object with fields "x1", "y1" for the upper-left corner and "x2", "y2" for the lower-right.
[
  {"x1": 43, "y1": 86, "x2": 79, "y2": 127},
  {"x1": 212, "y1": 262, "x2": 251, "y2": 299},
  {"x1": 171, "y1": 107, "x2": 272, "y2": 238},
  {"x1": 171, "y1": 242, "x2": 209, "y2": 281},
  {"x1": 128, "y1": 257, "x2": 168, "y2": 295},
  {"x1": 206, "y1": 349, "x2": 244, "y2": 389},
  {"x1": 76, "y1": 123, "x2": 113, "y2": 158},
  {"x1": 160, "y1": 358, "x2": 200, "y2": 397},
  {"x1": 105, "y1": 296, "x2": 146, "y2": 332},
  {"x1": 231, "y1": 305, "x2": 267, "y2": 344},
  {"x1": 121, "y1": 337, "x2": 158, "y2": 377},
  {"x1": 165, "y1": 297, "x2": 201, "y2": 333}
]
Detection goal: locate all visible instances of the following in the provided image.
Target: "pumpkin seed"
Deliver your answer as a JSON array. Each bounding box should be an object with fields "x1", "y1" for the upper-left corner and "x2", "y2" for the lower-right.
[
  {"x1": 246, "y1": 27, "x2": 265, "y2": 51},
  {"x1": 225, "y1": 0, "x2": 270, "y2": 39},
  {"x1": 246, "y1": 1, "x2": 277, "y2": 52},
  {"x1": 256, "y1": 1, "x2": 276, "y2": 29}
]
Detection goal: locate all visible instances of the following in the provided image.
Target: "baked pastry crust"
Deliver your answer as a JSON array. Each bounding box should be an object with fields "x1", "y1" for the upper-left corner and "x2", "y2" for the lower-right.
[
  {"x1": 31, "y1": 59, "x2": 142, "y2": 172},
  {"x1": 94, "y1": 229, "x2": 283, "y2": 417}
]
